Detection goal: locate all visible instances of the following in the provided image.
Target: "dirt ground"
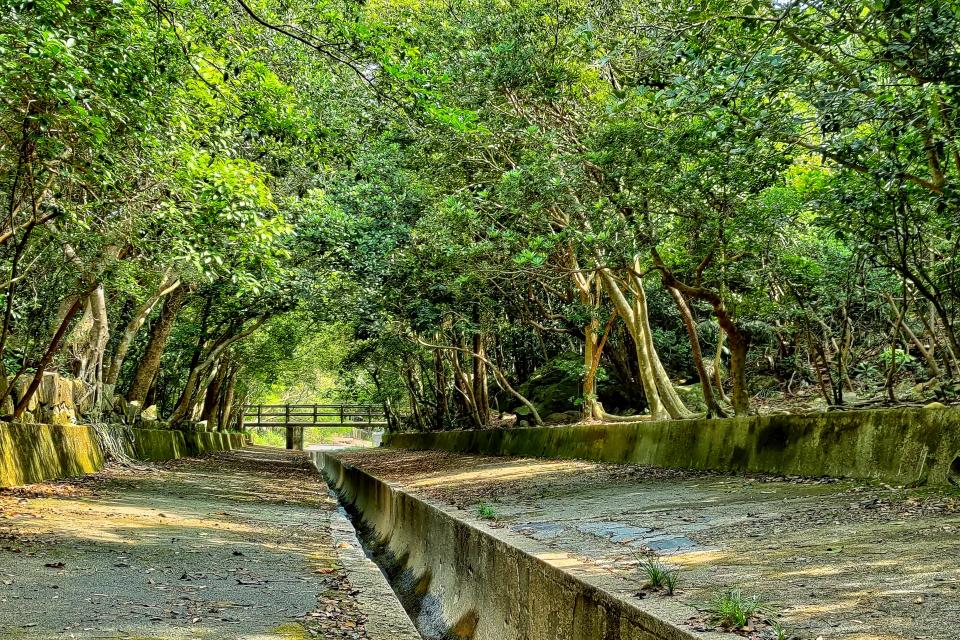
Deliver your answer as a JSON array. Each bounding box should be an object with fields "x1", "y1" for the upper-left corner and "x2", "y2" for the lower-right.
[
  {"x1": 338, "y1": 448, "x2": 960, "y2": 640},
  {"x1": 0, "y1": 447, "x2": 405, "y2": 640}
]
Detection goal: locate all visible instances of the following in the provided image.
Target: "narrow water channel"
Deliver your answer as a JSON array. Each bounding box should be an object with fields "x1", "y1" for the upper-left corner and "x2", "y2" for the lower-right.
[
  {"x1": 311, "y1": 450, "x2": 686, "y2": 640},
  {"x1": 311, "y1": 451, "x2": 442, "y2": 640}
]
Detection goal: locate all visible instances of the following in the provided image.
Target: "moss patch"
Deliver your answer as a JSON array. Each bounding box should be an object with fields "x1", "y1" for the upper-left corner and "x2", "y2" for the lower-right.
[{"x1": 272, "y1": 623, "x2": 310, "y2": 639}]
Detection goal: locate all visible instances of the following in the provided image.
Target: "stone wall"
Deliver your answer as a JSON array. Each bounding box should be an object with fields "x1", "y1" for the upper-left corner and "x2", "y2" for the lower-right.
[
  {"x1": 6, "y1": 372, "x2": 93, "y2": 425},
  {"x1": 386, "y1": 407, "x2": 960, "y2": 486}
]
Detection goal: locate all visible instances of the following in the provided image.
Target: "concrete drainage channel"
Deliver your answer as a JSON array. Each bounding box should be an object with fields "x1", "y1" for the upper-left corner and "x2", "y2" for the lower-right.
[{"x1": 312, "y1": 451, "x2": 716, "y2": 640}]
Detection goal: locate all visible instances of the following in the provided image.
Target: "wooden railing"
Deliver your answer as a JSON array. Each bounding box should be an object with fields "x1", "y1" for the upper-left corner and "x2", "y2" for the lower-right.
[{"x1": 241, "y1": 403, "x2": 387, "y2": 428}]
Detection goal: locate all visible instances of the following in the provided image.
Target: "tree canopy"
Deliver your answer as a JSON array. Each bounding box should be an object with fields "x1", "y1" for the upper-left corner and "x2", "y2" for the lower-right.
[{"x1": 2, "y1": 0, "x2": 958, "y2": 431}]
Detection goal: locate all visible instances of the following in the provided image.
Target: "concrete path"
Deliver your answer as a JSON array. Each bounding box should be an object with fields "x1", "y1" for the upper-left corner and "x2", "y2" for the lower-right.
[
  {"x1": 336, "y1": 448, "x2": 960, "y2": 640},
  {"x1": 0, "y1": 447, "x2": 418, "y2": 640}
]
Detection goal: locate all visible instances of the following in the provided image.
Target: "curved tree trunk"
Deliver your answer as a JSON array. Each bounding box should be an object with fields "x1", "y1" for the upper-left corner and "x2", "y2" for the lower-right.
[
  {"x1": 599, "y1": 267, "x2": 692, "y2": 420},
  {"x1": 200, "y1": 359, "x2": 227, "y2": 424},
  {"x1": 666, "y1": 285, "x2": 725, "y2": 418},
  {"x1": 169, "y1": 316, "x2": 266, "y2": 426},
  {"x1": 651, "y1": 248, "x2": 751, "y2": 416},
  {"x1": 417, "y1": 337, "x2": 543, "y2": 426},
  {"x1": 127, "y1": 286, "x2": 186, "y2": 405},
  {"x1": 713, "y1": 328, "x2": 732, "y2": 405},
  {"x1": 599, "y1": 269, "x2": 667, "y2": 419},
  {"x1": 105, "y1": 277, "x2": 180, "y2": 387},
  {"x1": 13, "y1": 298, "x2": 83, "y2": 420}
]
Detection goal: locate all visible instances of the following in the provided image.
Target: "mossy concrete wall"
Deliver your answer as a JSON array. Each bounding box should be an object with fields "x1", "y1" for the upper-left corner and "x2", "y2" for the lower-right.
[
  {"x1": 1, "y1": 423, "x2": 248, "y2": 487},
  {"x1": 141, "y1": 429, "x2": 243, "y2": 460},
  {"x1": 318, "y1": 452, "x2": 712, "y2": 640},
  {"x1": 0, "y1": 422, "x2": 104, "y2": 487},
  {"x1": 132, "y1": 429, "x2": 187, "y2": 462},
  {"x1": 386, "y1": 408, "x2": 960, "y2": 486},
  {"x1": 182, "y1": 431, "x2": 241, "y2": 457}
]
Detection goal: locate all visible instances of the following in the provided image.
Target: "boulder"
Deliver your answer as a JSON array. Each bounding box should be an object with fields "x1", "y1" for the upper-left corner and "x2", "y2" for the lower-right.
[
  {"x1": 924, "y1": 401, "x2": 948, "y2": 410},
  {"x1": 141, "y1": 405, "x2": 158, "y2": 421},
  {"x1": 49, "y1": 405, "x2": 77, "y2": 425},
  {"x1": 55, "y1": 375, "x2": 74, "y2": 406},
  {"x1": 72, "y1": 379, "x2": 93, "y2": 414},
  {"x1": 514, "y1": 353, "x2": 582, "y2": 417},
  {"x1": 116, "y1": 400, "x2": 141, "y2": 424},
  {"x1": 544, "y1": 411, "x2": 581, "y2": 425},
  {"x1": 510, "y1": 353, "x2": 646, "y2": 418},
  {"x1": 37, "y1": 372, "x2": 56, "y2": 405},
  {"x1": 100, "y1": 382, "x2": 116, "y2": 409},
  {"x1": 0, "y1": 393, "x2": 12, "y2": 417},
  {"x1": 12, "y1": 377, "x2": 40, "y2": 412}
]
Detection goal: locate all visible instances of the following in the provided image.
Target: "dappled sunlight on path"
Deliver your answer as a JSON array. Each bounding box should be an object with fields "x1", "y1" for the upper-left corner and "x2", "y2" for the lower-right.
[{"x1": 0, "y1": 447, "x2": 373, "y2": 639}]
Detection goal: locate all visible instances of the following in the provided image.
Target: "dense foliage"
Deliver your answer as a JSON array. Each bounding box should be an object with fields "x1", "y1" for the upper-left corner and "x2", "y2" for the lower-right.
[{"x1": 1, "y1": 0, "x2": 958, "y2": 431}]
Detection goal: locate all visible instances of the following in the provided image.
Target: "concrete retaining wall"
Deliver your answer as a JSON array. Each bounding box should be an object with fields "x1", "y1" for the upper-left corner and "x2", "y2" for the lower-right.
[
  {"x1": 133, "y1": 429, "x2": 187, "y2": 462},
  {"x1": 184, "y1": 431, "x2": 233, "y2": 457},
  {"x1": 385, "y1": 408, "x2": 960, "y2": 486},
  {"x1": 318, "y1": 453, "x2": 711, "y2": 640},
  {"x1": 1, "y1": 423, "x2": 248, "y2": 487},
  {"x1": 0, "y1": 422, "x2": 104, "y2": 486}
]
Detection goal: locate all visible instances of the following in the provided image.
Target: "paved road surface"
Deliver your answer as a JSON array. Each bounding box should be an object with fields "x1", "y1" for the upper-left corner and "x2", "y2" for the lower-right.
[{"x1": 0, "y1": 446, "x2": 417, "y2": 640}]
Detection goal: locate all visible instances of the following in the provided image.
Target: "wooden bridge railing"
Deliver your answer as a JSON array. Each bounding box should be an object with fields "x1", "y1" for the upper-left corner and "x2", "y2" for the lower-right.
[{"x1": 242, "y1": 403, "x2": 388, "y2": 428}]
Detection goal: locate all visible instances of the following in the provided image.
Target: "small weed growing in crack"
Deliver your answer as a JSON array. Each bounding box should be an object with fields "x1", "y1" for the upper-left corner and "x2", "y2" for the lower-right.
[
  {"x1": 661, "y1": 566, "x2": 679, "y2": 596},
  {"x1": 771, "y1": 620, "x2": 790, "y2": 640},
  {"x1": 636, "y1": 554, "x2": 680, "y2": 595},
  {"x1": 706, "y1": 587, "x2": 761, "y2": 628},
  {"x1": 476, "y1": 503, "x2": 496, "y2": 519}
]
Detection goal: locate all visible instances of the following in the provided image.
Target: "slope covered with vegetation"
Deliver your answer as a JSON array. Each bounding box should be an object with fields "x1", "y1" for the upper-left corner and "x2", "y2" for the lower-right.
[{"x1": 1, "y1": 0, "x2": 958, "y2": 430}]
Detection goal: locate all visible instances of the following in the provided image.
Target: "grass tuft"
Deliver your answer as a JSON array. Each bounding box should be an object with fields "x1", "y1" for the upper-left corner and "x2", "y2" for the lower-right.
[
  {"x1": 636, "y1": 554, "x2": 680, "y2": 595},
  {"x1": 706, "y1": 587, "x2": 761, "y2": 628},
  {"x1": 476, "y1": 503, "x2": 496, "y2": 519}
]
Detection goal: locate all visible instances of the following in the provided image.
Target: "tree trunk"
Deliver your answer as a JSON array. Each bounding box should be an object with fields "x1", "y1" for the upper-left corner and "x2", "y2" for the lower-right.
[
  {"x1": 599, "y1": 267, "x2": 692, "y2": 420},
  {"x1": 13, "y1": 298, "x2": 83, "y2": 419},
  {"x1": 472, "y1": 333, "x2": 490, "y2": 425},
  {"x1": 713, "y1": 328, "x2": 732, "y2": 405},
  {"x1": 727, "y1": 329, "x2": 751, "y2": 416},
  {"x1": 86, "y1": 285, "x2": 110, "y2": 409},
  {"x1": 449, "y1": 345, "x2": 482, "y2": 427},
  {"x1": 650, "y1": 248, "x2": 750, "y2": 415},
  {"x1": 127, "y1": 286, "x2": 186, "y2": 404},
  {"x1": 600, "y1": 269, "x2": 668, "y2": 419},
  {"x1": 219, "y1": 368, "x2": 237, "y2": 431},
  {"x1": 169, "y1": 316, "x2": 266, "y2": 426},
  {"x1": 667, "y1": 285, "x2": 724, "y2": 417},
  {"x1": 105, "y1": 277, "x2": 180, "y2": 387},
  {"x1": 200, "y1": 359, "x2": 226, "y2": 424},
  {"x1": 885, "y1": 291, "x2": 941, "y2": 380},
  {"x1": 433, "y1": 346, "x2": 447, "y2": 431}
]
